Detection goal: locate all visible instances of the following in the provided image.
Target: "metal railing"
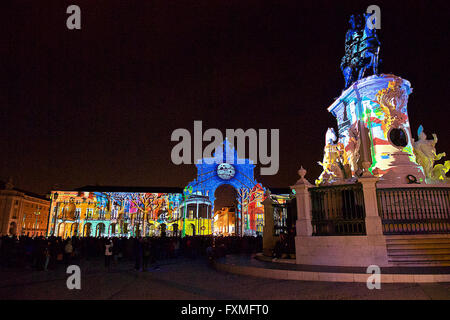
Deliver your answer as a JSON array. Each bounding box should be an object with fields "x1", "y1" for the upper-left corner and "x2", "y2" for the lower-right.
[
  {"x1": 377, "y1": 187, "x2": 450, "y2": 235},
  {"x1": 309, "y1": 183, "x2": 366, "y2": 236},
  {"x1": 273, "y1": 204, "x2": 288, "y2": 236}
]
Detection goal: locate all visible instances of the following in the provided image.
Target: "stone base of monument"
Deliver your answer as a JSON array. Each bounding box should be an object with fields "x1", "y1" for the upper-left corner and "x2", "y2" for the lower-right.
[
  {"x1": 255, "y1": 252, "x2": 296, "y2": 264},
  {"x1": 294, "y1": 235, "x2": 389, "y2": 267},
  {"x1": 212, "y1": 254, "x2": 450, "y2": 283},
  {"x1": 377, "y1": 151, "x2": 426, "y2": 185}
]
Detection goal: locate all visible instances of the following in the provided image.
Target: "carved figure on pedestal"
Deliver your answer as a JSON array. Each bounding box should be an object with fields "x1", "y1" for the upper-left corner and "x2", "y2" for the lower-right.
[
  {"x1": 346, "y1": 121, "x2": 361, "y2": 174},
  {"x1": 412, "y1": 125, "x2": 447, "y2": 182},
  {"x1": 431, "y1": 161, "x2": 450, "y2": 183},
  {"x1": 316, "y1": 128, "x2": 348, "y2": 185}
]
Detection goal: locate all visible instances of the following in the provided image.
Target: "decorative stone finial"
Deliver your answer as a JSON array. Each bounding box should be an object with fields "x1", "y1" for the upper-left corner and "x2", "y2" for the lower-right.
[
  {"x1": 298, "y1": 166, "x2": 307, "y2": 179},
  {"x1": 361, "y1": 161, "x2": 373, "y2": 177},
  {"x1": 295, "y1": 166, "x2": 312, "y2": 186}
]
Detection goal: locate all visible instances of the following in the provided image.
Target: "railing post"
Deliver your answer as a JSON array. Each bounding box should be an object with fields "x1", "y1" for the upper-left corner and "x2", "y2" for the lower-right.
[
  {"x1": 262, "y1": 192, "x2": 276, "y2": 256},
  {"x1": 357, "y1": 163, "x2": 384, "y2": 236},
  {"x1": 290, "y1": 167, "x2": 313, "y2": 236}
]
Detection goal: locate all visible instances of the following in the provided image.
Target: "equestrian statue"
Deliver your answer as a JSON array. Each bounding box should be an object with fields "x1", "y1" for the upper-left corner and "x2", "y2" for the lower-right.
[{"x1": 341, "y1": 13, "x2": 381, "y2": 88}]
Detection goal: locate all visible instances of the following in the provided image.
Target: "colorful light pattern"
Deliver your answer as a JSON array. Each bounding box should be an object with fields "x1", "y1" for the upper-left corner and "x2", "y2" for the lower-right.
[{"x1": 49, "y1": 191, "x2": 186, "y2": 237}]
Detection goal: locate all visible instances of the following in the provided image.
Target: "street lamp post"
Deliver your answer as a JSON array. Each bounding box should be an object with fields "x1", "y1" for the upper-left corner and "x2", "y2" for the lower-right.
[
  {"x1": 22, "y1": 214, "x2": 26, "y2": 236},
  {"x1": 50, "y1": 192, "x2": 59, "y2": 236},
  {"x1": 33, "y1": 205, "x2": 41, "y2": 237}
]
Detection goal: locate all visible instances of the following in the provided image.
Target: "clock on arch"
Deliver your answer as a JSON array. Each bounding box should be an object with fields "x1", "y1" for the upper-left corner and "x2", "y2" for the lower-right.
[{"x1": 216, "y1": 163, "x2": 235, "y2": 180}]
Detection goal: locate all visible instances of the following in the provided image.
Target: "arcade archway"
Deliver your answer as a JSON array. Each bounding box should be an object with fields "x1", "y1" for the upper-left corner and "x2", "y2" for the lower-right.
[
  {"x1": 109, "y1": 223, "x2": 116, "y2": 236},
  {"x1": 71, "y1": 223, "x2": 79, "y2": 236},
  {"x1": 183, "y1": 140, "x2": 263, "y2": 236},
  {"x1": 96, "y1": 223, "x2": 105, "y2": 237},
  {"x1": 214, "y1": 184, "x2": 238, "y2": 235},
  {"x1": 83, "y1": 223, "x2": 92, "y2": 236},
  {"x1": 57, "y1": 222, "x2": 66, "y2": 237},
  {"x1": 9, "y1": 222, "x2": 17, "y2": 236}
]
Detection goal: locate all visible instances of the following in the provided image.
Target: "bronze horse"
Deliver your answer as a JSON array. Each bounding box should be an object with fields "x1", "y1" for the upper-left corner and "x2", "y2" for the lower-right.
[{"x1": 341, "y1": 13, "x2": 380, "y2": 88}]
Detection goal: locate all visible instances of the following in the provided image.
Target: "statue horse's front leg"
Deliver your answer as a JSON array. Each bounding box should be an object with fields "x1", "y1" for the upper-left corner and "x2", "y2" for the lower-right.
[
  {"x1": 342, "y1": 66, "x2": 354, "y2": 88},
  {"x1": 358, "y1": 65, "x2": 366, "y2": 80},
  {"x1": 372, "y1": 47, "x2": 380, "y2": 75}
]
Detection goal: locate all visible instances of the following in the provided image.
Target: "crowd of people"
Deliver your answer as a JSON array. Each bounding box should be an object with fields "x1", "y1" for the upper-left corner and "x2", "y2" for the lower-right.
[{"x1": 0, "y1": 235, "x2": 262, "y2": 272}]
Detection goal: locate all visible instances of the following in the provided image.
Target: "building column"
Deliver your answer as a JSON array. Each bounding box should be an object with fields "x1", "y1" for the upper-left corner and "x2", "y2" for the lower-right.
[{"x1": 196, "y1": 201, "x2": 199, "y2": 236}]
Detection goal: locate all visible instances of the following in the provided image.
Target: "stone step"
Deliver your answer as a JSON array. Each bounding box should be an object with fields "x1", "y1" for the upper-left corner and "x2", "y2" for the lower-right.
[
  {"x1": 386, "y1": 235, "x2": 450, "y2": 266},
  {"x1": 388, "y1": 248, "x2": 450, "y2": 255},
  {"x1": 385, "y1": 234, "x2": 450, "y2": 239},
  {"x1": 386, "y1": 238, "x2": 450, "y2": 245},
  {"x1": 216, "y1": 254, "x2": 450, "y2": 282},
  {"x1": 388, "y1": 254, "x2": 450, "y2": 262},
  {"x1": 387, "y1": 243, "x2": 450, "y2": 250},
  {"x1": 389, "y1": 260, "x2": 450, "y2": 267}
]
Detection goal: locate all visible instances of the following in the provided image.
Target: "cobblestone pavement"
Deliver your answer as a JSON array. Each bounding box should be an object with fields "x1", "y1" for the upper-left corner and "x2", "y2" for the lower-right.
[{"x1": 0, "y1": 258, "x2": 449, "y2": 300}]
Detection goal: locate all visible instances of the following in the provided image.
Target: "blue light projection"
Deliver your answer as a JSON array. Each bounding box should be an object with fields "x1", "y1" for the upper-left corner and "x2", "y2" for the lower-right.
[{"x1": 185, "y1": 139, "x2": 259, "y2": 210}]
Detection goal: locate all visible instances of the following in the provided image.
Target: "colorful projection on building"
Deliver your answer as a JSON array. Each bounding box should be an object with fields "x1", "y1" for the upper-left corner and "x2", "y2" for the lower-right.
[
  {"x1": 48, "y1": 141, "x2": 285, "y2": 238},
  {"x1": 49, "y1": 191, "x2": 189, "y2": 238},
  {"x1": 49, "y1": 187, "x2": 267, "y2": 238},
  {"x1": 185, "y1": 139, "x2": 266, "y2": 236}
]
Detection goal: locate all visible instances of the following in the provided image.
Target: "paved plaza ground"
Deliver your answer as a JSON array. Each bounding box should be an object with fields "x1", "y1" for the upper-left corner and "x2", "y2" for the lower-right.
[{"x1": 0, "y1": 257, "x2": 450, "y2": 300}]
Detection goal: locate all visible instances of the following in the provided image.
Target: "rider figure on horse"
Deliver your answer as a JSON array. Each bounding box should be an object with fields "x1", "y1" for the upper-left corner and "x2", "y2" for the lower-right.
[{"x1": 341, "y1": 13, "x2": 380, "y2": 89}]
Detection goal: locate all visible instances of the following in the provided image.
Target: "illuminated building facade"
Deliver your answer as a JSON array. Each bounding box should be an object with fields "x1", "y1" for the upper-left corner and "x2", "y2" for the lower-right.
[
  {"x1": 47, "y1": 141, "x2": 292, "y2": 238},
  {"x1": 48, "y1": 187, "x2": 187, "y2": 238},
  {"x1": 213, "y1": 206, "x2": 236, "y2": 235},
  {"x1": 0, "y1": 179, "x2": 50, "y2": 236},
  {"x1": 180, "y1": 193, "x2": 213, "y2": 236}
]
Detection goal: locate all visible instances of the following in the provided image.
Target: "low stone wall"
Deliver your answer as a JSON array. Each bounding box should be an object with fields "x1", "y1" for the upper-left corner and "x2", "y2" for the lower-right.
[
  {"x1": 213, "y1": 256, "x2": 450, "y2": 283},
  {"x1": 295, "y1": 235, "x2": 389, "y2": 267}
]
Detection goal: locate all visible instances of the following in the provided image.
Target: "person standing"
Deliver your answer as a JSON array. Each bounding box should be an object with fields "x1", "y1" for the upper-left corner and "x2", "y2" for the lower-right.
[
  {"x1": 104, "y1": 239, "x2": 113, "y2": 270},
  {"x1": 64, "y1": 239, "x2": 73, "y2": 267},
  {"x1": 142, "y1": 239, "x2": 151, "y2": 271},
  {"x1": 173, "y1": 238, "x2": 180, "y2": 258},
  {"x1": 43, "y1": 241, "x2": 51, "y2": 271},
  {"x1": 134, "y1": 238, "x2": 142, "y2": 271},
  {"x1": 112, "y1": 239, "x2": 119, "y2": 265}
]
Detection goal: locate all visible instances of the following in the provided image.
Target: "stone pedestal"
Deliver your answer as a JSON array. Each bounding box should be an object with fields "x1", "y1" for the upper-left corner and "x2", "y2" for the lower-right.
[
  {"x1": 262, "y1": 196, "x2": 277, "y2": 256},
  {"x1": 292, "y1": 166, "x2": 389, "y2": 267},
  {"x1": 358, "y1": 174, "x2": 389, "y2": 266},
  {"x1": 328, "y1": 74, "x2": 425, "y2": 184},
  {"x1": 378, "y1": 151, "x2": 425, "y2": 185},
  {"x1": 290, "y1": 167, "x2": 313, "y2": 237}
]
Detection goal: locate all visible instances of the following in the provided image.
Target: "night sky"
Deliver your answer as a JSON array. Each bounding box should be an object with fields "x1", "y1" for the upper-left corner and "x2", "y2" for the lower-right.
[{"x1": 2, "y1": 0, "x2": 450, "y2": 195}]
